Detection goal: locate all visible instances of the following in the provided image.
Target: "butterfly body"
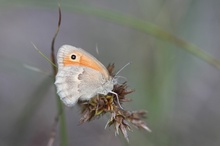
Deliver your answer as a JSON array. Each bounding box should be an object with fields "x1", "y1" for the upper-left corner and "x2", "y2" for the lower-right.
[{"x1": 55, "y1": 45, "x2": 114, "y2": 107}]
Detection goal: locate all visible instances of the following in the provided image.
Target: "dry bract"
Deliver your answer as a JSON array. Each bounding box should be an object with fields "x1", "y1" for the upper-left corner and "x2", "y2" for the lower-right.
[{"x1": 79, "y1": 64, "x2": 151, "y2": 142}]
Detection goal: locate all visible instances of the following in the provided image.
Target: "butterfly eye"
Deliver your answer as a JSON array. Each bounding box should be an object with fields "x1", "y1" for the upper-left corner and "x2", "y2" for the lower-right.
[{"x1": 71, "y1": 54, "x2": 76, "y2": 60}]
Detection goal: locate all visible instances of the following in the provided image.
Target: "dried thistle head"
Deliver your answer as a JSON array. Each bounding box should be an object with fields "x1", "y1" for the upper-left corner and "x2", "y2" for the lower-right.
[{"x1": 78, "y1": 64, "x2": 151, "y2": 142}]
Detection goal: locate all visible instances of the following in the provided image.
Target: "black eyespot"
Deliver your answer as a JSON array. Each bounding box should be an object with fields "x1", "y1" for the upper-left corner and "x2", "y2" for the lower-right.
[{"x1": 71, "y1": 54, "x2": 76, "y2": 60}]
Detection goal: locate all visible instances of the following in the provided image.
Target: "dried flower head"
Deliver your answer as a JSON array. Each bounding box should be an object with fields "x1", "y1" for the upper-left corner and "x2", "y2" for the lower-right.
[{"x1": 78, "y1": 64, "x2": 151, "y2": 142}]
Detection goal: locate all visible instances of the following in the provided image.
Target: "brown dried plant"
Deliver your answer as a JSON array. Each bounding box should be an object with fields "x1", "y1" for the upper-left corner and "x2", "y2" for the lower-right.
[{"x1": 79, "y1": 64, "x2": 151, "y2": 142}]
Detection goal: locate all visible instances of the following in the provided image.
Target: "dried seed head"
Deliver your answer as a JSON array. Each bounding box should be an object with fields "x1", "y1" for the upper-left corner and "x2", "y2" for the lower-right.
[{"x1": 78, "y1": 64, "x2": 151, "y2": 142}]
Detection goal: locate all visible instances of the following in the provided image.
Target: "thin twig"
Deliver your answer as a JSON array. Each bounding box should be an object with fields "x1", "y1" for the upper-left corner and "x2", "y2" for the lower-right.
[
  {"x1": 51, "y1": 2, "x2": 61, "y2": 76},
  {"x1": 31, "y1": 42, "x2": 57, "y2": 68},
  {"x1": 47, "y1": 113, "x2": 60, "y2": 146},
  {"x1": 49, "y1": 1, "x2": 68, "y2": 146}
]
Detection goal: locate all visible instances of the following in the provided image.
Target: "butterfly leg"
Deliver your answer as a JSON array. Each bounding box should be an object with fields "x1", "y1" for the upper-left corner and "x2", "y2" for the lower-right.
[{"x1": 109, "y1": 91, "x2": 124, "y2": 109}]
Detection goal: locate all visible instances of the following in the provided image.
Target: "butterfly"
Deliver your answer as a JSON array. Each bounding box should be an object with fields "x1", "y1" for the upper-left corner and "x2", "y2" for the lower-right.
[{"x1": 54, "y1": 45, "x2": 123, "y2": 108}]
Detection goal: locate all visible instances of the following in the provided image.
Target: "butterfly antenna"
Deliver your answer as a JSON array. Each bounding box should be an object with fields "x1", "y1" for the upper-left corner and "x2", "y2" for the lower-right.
[
  {"x1": 115, "y1": 62, "x2": 131, "y2": 76},
  {"x1": 110, "y1": 91, "x2": 124, "y2": 109}
]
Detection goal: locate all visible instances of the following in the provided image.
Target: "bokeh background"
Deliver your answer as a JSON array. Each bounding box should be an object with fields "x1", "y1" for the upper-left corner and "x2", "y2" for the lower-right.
[{"x1": 1, "y1": 0, "x2": 220, "y2": 146}]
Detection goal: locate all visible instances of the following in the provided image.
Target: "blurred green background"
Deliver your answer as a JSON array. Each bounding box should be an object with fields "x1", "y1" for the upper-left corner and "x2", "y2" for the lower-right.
[{"x1": 1, "y1": 0, "x2": 220, "y2": 146}]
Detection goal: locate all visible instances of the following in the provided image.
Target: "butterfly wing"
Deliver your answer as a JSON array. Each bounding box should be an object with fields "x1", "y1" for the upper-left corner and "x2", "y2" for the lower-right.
[
  {"x1": 55, "y1": 66, "x2": 112, "y2": 106},
  {"x1": 55, "y1": 45, "x2": 112, "y2": 107},
  {"x1": 55, "y1": 66, "x2": 82, "y2": 106},
  {"x1": 57, "y1": 45, "x2": 110, "y2": 79}
]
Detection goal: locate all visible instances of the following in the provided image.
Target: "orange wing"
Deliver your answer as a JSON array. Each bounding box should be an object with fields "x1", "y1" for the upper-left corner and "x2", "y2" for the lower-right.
[{"x1": 58, "y1": 45, "x2": 110, "y2": 79}]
